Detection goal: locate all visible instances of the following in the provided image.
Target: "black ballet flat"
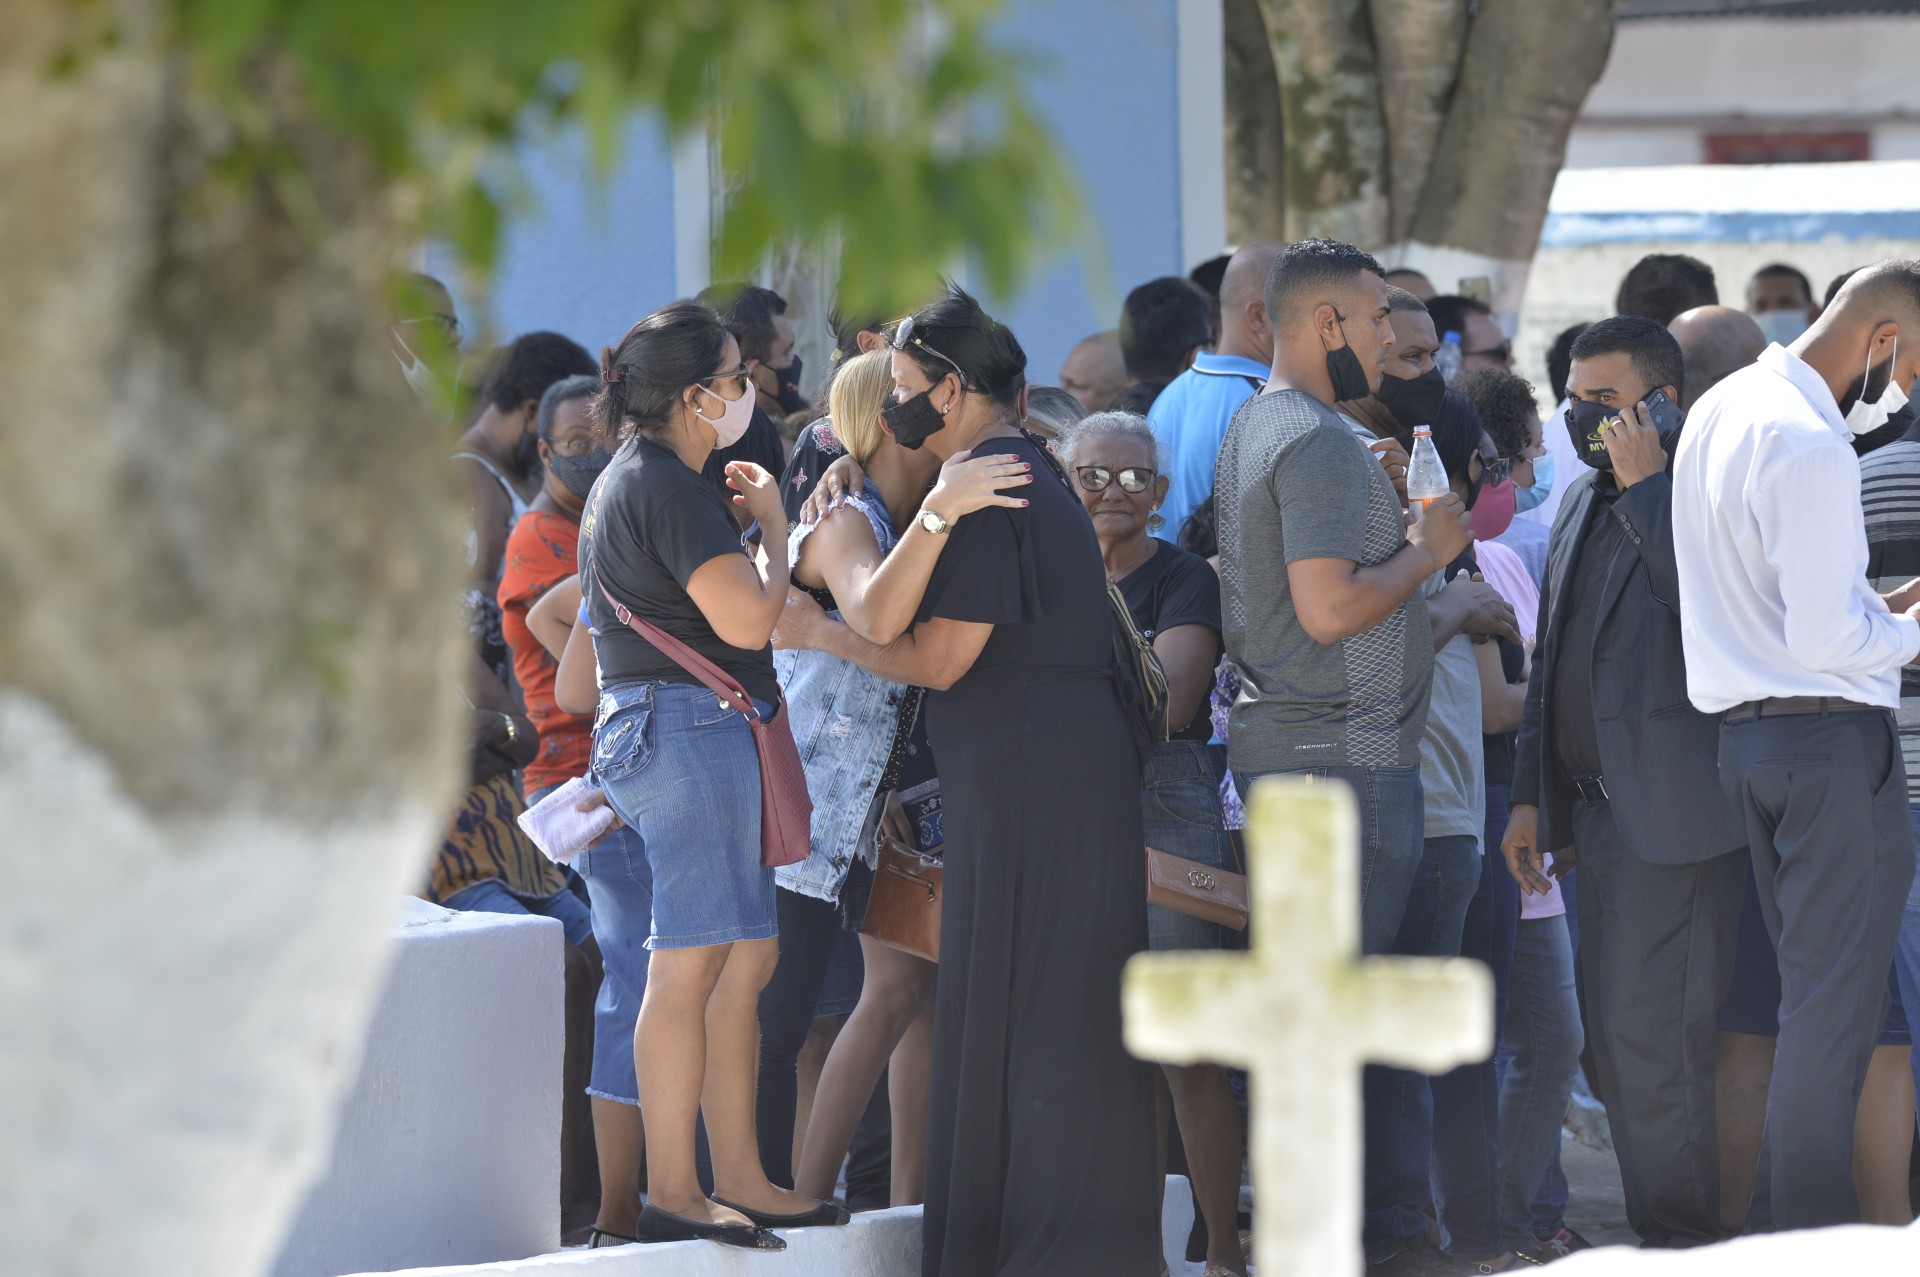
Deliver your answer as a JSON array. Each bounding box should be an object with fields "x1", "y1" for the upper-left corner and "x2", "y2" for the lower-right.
[
  {"x1": 711, "y1": 1195, "x2": 852, "y2": 1228},
  {"x1": 636, "y1": 1204, "x2": 786, "y2": 1251}
]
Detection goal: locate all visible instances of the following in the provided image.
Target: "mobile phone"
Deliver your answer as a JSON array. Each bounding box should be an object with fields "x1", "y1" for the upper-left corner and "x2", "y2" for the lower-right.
[
  {"x1": 1458, "y1": 276, "x2": 1492, "y2": 305},
  {"x1": 1642, "y1": 387, "x2": 1682, "y2": 441}
]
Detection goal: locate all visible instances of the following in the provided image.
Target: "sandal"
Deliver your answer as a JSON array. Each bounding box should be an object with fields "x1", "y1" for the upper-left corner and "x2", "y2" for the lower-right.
[
  {"x1": 710, "y1": 1195, "x2": 851, "y2": 1229},
  {"x1": 636, "y1": 1204, "x2": 785, "y2": 1251}
]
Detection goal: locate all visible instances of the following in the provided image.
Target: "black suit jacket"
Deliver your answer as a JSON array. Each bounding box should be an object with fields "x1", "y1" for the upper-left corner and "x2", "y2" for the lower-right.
[{"x1": 1511, "y1": 467, "x2": 1744, "y2": 864}]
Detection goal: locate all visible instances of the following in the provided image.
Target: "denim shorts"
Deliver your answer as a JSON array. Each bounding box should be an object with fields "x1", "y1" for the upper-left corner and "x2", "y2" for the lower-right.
[
  {"x1": 1145, "y1": 741, "x2": 1248, "y2": 953},
  {"x1": 439, "y1": 875, "x2": 594, "y2": 949},
  {"x1": 583, "y1": 680, "x2": 779, "y2": 952},
  {"x1": 530, "y1": 782, "x2": 642, "y2": 1106}
]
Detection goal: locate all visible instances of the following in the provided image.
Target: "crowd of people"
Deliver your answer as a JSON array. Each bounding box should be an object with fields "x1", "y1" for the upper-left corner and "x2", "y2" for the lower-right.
[{"x1": 386, "y1": 236, "x2": 1920, "y2": 1275}]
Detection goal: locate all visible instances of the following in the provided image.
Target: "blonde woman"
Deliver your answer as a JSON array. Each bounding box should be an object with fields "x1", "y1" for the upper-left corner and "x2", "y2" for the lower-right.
[{"x1": 755, "y1": 348, "x2": 1031, "y2": 1201}]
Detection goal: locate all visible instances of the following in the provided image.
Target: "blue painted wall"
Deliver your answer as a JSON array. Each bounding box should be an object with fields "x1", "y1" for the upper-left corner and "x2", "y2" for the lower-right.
[
  {"x1": 448, "y1": 0, "x2": 1193, "y2": 388},
  {"x1": 991, "y1": 0, "x2": 1190, "y2": 388},
  {"x1": 428, "y1": 117, "x2": 682, "y2": 357}
]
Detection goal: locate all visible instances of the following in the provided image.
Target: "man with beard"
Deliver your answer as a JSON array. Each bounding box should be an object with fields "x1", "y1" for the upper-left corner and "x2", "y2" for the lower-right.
[
  {"x1": 1674, "y1": 260, "x2": 1920, "y2": 1231},
  {"x1": 453, "y1": 330, "x2": 598, "y2": 596}
]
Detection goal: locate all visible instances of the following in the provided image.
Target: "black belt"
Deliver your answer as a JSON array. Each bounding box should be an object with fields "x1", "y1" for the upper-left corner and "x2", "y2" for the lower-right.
[
  {"x1": 1573, "y1": 773, "x2": 1609, "y2": 803},
  {"x1": 1723, "y1": 696, "x2": 1884, "y2": 723}
]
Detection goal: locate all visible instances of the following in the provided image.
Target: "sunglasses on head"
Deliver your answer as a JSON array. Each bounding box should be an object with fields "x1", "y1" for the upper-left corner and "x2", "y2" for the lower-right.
[
  {"x1": 1076, "y1": 465, "x2": 1156, "y2": 494},
  {"x1": 893, "y1": 315, "x2": 967, "y2": 383}
]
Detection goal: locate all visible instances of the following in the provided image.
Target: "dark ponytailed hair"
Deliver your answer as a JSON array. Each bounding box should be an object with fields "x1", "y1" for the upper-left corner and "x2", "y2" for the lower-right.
[{"x1": 593, "y1": 301, "x2": 732, "y2": 446}]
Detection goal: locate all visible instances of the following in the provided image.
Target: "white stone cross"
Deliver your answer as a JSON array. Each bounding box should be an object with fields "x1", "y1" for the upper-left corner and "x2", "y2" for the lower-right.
[{"x1": 1123, "y1": 775, "x2": 1495, "y2": 1277}]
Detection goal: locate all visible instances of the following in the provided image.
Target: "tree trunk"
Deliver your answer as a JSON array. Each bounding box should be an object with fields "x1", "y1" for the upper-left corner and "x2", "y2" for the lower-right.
[
  {"x1": 1400, "y1": 0, "x2": 1617, "y2": 312},
  {"x1": 1366, "y1": 0, "x2": 1469, "y2": 245},
  {"x1": 1224, "y1": 0, "x2": 1288, "y2": 244},
  {"x1": 1257, "y1": 0, "x2": 1389, "y2": 247},
  {"x1": 0, "y1": 6, "x2": 465, "y2": 1275}
]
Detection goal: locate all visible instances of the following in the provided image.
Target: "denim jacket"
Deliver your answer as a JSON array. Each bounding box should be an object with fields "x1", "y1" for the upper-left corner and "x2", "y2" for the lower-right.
[{"x1": 773, "y1": 486, "x2": 912, "y2": 902}]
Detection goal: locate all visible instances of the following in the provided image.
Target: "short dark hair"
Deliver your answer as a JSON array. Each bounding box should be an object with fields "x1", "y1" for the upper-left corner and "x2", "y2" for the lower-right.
[
  {"x1": 1107, "y1": 381, "x2": 1166, "y2": 416},
  {"x1": 1263, "y1": 238, "x2": 1387, "y2": 330},
  {"x1": 1189, "y1": 254, "x2": 1231, "y2": 298},
  {"x1": 481, "y1": 331, "x2": 597, "y2": 413},
  {"x1": 699, "y1": 283, "x2": 789, "y2": 364},
  {"x1": 1616, "y1": 254, "x2": 1718, "y2": 326},
  {"x1": 1453, "y1": 368, "x2": 1539, "y2": 460},
  {"x1": 1426, "y1": 294, "x2": 1492, "y2": 345},
  {"x1": 1384, "y1": 267, "x2": 1434, "y2": 292},
  {"x1": 1752, "y1": 263, "x2": 1814, "y2": 306},
  {"x1": 1119, "y1": 277, "x2": 1214, "y2": 382},
  {"x1": 538, "y1": 374, "x2": 601, "y2": 439},
  {"x1": 896, "y1": 283, "x2": 1028, "y2": 410},
  {"x1": 1385, "y1": 286, "x2": 1429, "y2": 315},
  {"x1": 1546, "y1": 323, "x2": 1592, "y2": 405},
  {"x1": 1430, "y1": 389, "x2": 1484, "y2": 485},
  {"x1": 1428, "y1": 291, "x2": 1497, "y2": 345},
  {"x1": 1570, "y1": 315, "x2": 1685, "y2": 404},
  {"x1": 827, "y1": 307, "x2": 884, "y2": 361},
  {"x1": 595, "y1": 301, "x2": 733, "y2": 444}
]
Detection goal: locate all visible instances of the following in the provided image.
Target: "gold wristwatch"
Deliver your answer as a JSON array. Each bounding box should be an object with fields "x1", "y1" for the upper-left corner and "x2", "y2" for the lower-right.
[{"x1": 917, "y1": 508, "x2": 954, "y2": 536}]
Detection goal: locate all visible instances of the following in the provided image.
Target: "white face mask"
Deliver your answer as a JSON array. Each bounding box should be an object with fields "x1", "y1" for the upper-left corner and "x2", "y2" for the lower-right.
[
  {"x1": 390, "y1": 329, "x2": 454, "y2": 417},
  {"x1": 1754, "y1": 310, "x2": 1809, "y2": 347},
  {"x1": 694, "y1": 380, "x2": 757, "y2": 449},
  {"x1": 1844, "y1": 336, "x2": 1904, "y2": 439}
]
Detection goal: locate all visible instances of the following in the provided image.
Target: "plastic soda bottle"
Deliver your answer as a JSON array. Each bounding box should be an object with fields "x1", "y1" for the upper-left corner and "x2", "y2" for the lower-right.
[
  {"x1": 1434, "y1": 331, "x2": 1463, "y2": 382},
  {"x1": 1406, "y1": 424, "x2": 1449, "y2": 514}
]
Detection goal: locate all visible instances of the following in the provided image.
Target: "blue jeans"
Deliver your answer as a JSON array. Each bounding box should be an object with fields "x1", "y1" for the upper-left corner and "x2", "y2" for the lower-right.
[
  {"x1": 439, "y1": 874, "x2": 595, "y2": 949},
  {"x1": 1364, "y1": 834, "x2": 1482, "y2": 1260},
  {"x1": 1902, "y1": 808, "x2": 1920, "y2": 1101},
  {"x1": 1429, "y1": 786, "x2": 1521, "y2": 1259},
  {"x1": 1233, "y1": 765, "x2": 1424, "y2": 957},
  {"x1": 1499, "y1": 914, "x2": 1582, "y2": 1248}
]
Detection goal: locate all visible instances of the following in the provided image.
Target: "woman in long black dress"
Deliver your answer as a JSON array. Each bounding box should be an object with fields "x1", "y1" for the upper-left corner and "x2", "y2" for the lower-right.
[{"x1": 775, "y1": 286, "x2": 1159, "y2": 1275}]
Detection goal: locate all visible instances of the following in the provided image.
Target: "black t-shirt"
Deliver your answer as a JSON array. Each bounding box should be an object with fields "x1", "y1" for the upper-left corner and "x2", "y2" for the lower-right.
[
  {"x1": 1116, "y1": 539, "x2": 1224, "y2": 740},
  {"x1": 700, "y1": 403, "x2": 788, "y2": 497},
  {"x1": 580, "y1": 435, "x2": 780, "y2": 704}
]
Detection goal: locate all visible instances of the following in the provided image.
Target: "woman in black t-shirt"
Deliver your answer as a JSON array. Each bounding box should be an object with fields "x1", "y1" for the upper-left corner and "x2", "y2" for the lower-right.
[
  {"x1": 575, "y1": 302, "x2": 844, "y2": 1252},
  {"x1": 1061, "y1": 410, "x2": 1250, "y2": 1277}
]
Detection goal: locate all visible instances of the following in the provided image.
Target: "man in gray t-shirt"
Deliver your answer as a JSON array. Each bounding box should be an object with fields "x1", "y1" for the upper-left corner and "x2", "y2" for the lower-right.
[{"x1": 1217, "y1": 239, "x2": 1471, "y2": 961}]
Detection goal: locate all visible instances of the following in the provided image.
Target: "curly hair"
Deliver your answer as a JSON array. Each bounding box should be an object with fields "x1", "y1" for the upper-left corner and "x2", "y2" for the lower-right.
[{"x1": 1453, "y1": 367, "x2": 1541, "y2": 461}]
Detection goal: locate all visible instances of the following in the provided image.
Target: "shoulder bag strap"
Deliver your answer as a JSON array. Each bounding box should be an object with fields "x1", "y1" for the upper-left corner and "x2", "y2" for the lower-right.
[{"x1": 594, "y1": 576, "x2": 759, "y2": 721}]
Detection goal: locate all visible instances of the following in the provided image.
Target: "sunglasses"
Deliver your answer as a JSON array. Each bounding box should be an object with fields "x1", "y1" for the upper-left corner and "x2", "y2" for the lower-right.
[
  {"x1": 1477, "y1": 455, "x2": 1513, "y2": 485},
  {"x1": 394, "y1": 314, "x2": 463, "y2": 345},
  {"x1": 1465, "y1": 340, "x2": 1513, "y2": 363},
  {"x1": 1076, "y1": 465, "x2": 1157, "y2": 494},
  {"x1": 696, "y1": 364, "x2": 752, "y2": 398},
  {"x1": 893, "y1": 315, "x2": 967, "y2": 382}
]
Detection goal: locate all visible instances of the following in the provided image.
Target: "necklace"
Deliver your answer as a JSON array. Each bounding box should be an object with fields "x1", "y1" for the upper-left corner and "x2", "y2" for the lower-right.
[{"x1": 1107, "y1": 536, "x2": 1155, "y2": 583}]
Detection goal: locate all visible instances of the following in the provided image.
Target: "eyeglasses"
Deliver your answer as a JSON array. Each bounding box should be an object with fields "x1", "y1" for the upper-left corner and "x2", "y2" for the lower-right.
[
  {"x1": 394, "y1": 314, "x2": 463, "y2": 345},
  {"x1": 893, "y1": 315, "x2": 967, "y2": 383},
  {"x1": 1076, "y1": 465, "x2": 1157, "y2": 494},
  {"x1": 545, "y1": 436, "x2": 601, "y2": 458},
  {"x1": 1465, "y1": 341, "x2": 1513, "y2": 363},
  {"x1": 696, "y1": 364, "x2": 752, "y2": 398},
  {"x1": 1478, "y1": 455, "x2": 1513, "y2": 485}
]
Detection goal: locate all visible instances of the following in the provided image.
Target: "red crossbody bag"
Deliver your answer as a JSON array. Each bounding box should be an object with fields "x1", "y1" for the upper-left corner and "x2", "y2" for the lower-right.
[{"x1": 596, "y1": 580, "x2": 813, "y2": 869}]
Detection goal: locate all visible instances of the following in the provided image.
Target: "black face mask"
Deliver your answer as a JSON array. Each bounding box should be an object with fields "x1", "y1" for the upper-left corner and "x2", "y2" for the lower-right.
[
  {"x1": 546, "y1": 447, "x2": 613, "y2": 500},
  {"x1": 881, "y1": 385, "x2": 948, "y2": 450},
  {"x1": 776, "y1": 355, "x2": 807, "y2": 416},
  {"x1": 1566, "y1": 390, "x2": 1683, "y2": 471},
  {"x1": 1375, "y1": 367, "x2": 1447, "y2": 430},
  {"x1": 1325, "y1": 310, "x2": 1374, "y2": 403}
]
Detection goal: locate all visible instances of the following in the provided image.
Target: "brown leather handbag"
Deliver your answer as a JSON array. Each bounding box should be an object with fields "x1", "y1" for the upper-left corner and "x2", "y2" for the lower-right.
[
  {"x1": 596, "y1": 580, "x2": 813, "y2": 869},
  {"x1": 862, "y1": 834, "x2": 942, "y2": 962},
  {"x1": 1145, "y1": 840, "x2": 1249, "y2": 932}
]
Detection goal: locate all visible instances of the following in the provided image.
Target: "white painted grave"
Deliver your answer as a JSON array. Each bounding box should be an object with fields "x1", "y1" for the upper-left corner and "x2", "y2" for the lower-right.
[
  {"x1": 1124, "y1": 775, "x2": 1496, "y2": 1276},
  {"x1": 276, "y1": 901, "x2": 563, "y2": 1277}
]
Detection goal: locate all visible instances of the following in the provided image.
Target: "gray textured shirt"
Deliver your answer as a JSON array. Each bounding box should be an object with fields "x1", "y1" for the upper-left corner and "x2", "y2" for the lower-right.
[{"x1": 1217, "y1": 389, "x2": 1434, "y2": 773}]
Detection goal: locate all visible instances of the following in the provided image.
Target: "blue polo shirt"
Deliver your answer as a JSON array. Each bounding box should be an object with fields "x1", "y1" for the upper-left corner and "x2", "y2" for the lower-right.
[{"x1": 1146, "y1": 351, "x2": 1270, "y2": 542}]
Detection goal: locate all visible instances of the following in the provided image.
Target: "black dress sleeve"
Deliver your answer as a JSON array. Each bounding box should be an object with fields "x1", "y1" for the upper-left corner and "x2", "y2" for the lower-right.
[{"x1": 916, "y1": 504, "x2": 1041, "y2": 626}]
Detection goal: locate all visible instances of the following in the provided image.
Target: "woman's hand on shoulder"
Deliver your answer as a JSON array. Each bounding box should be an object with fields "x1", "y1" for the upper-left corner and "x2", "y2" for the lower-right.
[
  {"x1": 799, "y1": 453, "x2": 867, "y2": 524},
  {"x1": 922, "y1": 448, "x2": 1033, "y2": 523}
]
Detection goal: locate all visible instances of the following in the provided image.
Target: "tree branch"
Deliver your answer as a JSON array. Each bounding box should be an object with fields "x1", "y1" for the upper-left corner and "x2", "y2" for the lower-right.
[
  {"x1": 1258, "y1": 0, "x2": 1389, "y2": 247},
  {"x1": 1225, "y1": 0, "x2": 1288, "y2": 244},
  {"x1": 1367, "y1": 0, "x2": 1469, "y2": 244}
]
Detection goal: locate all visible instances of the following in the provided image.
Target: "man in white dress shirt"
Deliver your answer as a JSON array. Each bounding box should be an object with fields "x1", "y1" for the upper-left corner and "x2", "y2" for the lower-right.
[{"x1": 1673, "y1": 260, "x2": 1920, "y2": 1230}]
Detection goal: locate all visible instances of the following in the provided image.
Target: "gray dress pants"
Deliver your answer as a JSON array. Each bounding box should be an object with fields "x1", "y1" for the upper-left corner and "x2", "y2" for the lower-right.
[
  {"x1": 1717, "y1": 708, "x2": 1917, "y2": 1231},
  {"x1": 1568, "y1": 799, "x2": 1745, "y2": 1247}
]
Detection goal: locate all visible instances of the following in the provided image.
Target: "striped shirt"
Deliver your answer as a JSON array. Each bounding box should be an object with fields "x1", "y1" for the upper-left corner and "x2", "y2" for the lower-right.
[{"x1": 1859, "y1": 435, "x2": 1920, "y2": 801}]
